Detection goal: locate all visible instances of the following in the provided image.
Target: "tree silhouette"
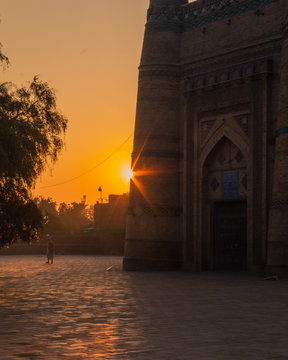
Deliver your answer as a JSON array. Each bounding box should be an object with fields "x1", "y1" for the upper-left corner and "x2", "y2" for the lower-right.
[
  {"x1": 0, "y1": 48, "x2": 67, "y2": 248},
  {"x1": 35, "y1": 197, "x2": 94, "y2": 236}
]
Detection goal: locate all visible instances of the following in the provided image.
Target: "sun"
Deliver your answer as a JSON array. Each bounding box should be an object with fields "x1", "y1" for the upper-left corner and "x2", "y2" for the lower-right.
[
  {"x1": 123, "y1": 168, "x2": 133, "y2": 182},
  {"x1": 120, "y1": 163, "x2": 133, "y2": 183}
]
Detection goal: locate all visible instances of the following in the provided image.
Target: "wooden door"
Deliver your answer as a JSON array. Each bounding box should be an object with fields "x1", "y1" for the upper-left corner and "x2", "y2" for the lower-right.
[{"x1": 213, "y1": 201, "x2": 247, "y2": 271}]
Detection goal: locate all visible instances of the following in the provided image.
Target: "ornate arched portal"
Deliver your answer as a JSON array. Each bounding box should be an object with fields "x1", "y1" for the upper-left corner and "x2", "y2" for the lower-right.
[{"x1": 201, "y1": 136, "x2": 248, "y2": 270}]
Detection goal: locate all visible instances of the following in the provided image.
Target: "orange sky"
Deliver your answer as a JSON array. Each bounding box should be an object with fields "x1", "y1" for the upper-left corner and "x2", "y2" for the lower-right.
[{"x1": 0, "y1": 0, "x2": 149, "y2": 204}]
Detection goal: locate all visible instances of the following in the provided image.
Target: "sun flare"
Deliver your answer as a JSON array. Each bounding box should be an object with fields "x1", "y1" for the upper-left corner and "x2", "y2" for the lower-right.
[
  {"x1": 123, "y1": 168, "x2": 133, "y2": 182},
  {"x1": 120, "y1": 163, "x2": 133, "y2": 183}
]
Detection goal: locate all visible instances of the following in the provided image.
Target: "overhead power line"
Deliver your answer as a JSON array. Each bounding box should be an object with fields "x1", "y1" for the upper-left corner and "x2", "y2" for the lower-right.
[{"x1": 39, "y1": 133, "x2": 133, "y2": 189}]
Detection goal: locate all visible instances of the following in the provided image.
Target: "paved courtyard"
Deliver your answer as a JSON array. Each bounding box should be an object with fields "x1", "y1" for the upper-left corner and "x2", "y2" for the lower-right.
[{"x1": 0, "y1": 255, "x2": 287, "y2": 360}]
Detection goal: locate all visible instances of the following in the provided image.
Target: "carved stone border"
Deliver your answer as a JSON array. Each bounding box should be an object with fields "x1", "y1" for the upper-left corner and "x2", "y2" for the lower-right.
[{"x1": 184, "y1": 57, "x2": 273, "y2": 93}]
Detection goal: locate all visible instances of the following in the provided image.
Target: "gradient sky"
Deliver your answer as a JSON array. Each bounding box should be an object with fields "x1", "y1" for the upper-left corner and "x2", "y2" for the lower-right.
[{"x1": 0, "y1": 0, "x2": 149, "y2": 204}]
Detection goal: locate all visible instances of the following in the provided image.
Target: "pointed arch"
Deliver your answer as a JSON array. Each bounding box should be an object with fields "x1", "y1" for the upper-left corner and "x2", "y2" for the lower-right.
[{"x1": 200, "y1": 124, "x2": 249, "y2": 168}]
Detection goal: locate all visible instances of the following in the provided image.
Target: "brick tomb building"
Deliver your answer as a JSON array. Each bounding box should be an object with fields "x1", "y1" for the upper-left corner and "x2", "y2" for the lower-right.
[{"x1": 124, "y1": 0, "x2": 288, "y2": 274}]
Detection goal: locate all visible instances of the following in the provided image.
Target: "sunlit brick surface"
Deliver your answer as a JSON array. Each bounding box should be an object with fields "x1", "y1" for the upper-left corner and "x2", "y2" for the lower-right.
[{"x1": 0, "y1": 255, "x2": 288, "y2": 359}]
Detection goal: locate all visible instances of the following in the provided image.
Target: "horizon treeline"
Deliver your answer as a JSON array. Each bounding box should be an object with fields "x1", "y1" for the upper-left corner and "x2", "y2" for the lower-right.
[{"x1": 34, "y1": 196, "x2": 94, "y2": 237}]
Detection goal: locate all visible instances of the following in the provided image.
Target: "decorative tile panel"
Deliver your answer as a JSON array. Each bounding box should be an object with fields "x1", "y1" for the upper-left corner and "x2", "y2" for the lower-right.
[
  {"x1": 223, "y1": 170, "x2": 239, "y2": 199},
  {"x1": 200, "y1": 119, "x2": 216, "y2": 142},
  {"x1": 235, "y1": 150, "x2": 244, "y2": 163},
  {"x1": 234, "y1": 114, "x2": 250, "y2": 135},
  {"x1": 146, "y1": 0, "x2": 279, "y2": 32},
  {"x1": 211, "y1": 177, "x2": 220, "y2": 191}
]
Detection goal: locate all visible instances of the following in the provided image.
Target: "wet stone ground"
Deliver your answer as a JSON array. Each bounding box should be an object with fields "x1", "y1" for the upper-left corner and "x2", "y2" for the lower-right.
[{"x1": 0, "y1": 255, "x2": 288, "y2": 360}]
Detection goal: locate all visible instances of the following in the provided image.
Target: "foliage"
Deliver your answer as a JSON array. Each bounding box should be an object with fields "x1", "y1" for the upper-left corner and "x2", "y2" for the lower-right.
[
  {"x1": 0, "y1": 179, "x2": 43, "y2": 247},
  {"x1": 0, "y1": 43, "x2": 9, "y2": 66},
  {"x1": 35, "y1": 197, "x2": 94, "y2": 236},
  {"x1": 0, "y1": 77, "x2": 67, "y2": 186},
  {"x1": 34, "y1": 197, "x2": 60, "y2": 235},
  {"x1": 0, "y1": 49, "x2": 67, "y2": 248}
]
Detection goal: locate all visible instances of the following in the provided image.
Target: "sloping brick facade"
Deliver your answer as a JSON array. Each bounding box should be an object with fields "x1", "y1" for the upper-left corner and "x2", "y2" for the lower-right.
[{"x1": 124, "y1": 0, "x2": 288, "y2": 274}]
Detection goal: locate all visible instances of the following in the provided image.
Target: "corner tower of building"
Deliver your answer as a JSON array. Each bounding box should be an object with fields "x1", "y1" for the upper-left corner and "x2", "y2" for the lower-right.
[
  {"x1": 268, "y1": 3, "x2": 288, "y2": 270},
  {"x1": 123, "y1": 0, "x2": 188, "y2": 270}
]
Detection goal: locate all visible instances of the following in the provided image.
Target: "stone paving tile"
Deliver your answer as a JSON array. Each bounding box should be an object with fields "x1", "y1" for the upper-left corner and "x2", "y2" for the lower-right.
[{"x1": 0, "y1": 255, "x2": 288, "y2": 359}]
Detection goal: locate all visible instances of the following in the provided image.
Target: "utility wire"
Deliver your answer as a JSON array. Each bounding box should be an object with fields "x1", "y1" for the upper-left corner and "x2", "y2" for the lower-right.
[{"x1": 39, "y1": 133, "x2": 133, "y2": 189}]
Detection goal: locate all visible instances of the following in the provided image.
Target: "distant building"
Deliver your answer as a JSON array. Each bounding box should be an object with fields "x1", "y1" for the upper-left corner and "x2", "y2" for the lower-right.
[
  {"x1": 124, "y1": 0, "x2": 288, "y2": 274},
  {"x1": 94, "y1": 193, "x2": 129, "y2": 232}
]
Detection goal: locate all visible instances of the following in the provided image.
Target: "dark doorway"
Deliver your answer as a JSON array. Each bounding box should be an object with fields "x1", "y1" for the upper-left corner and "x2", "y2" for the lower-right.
[{"x1": 213, "y1": 201, "x2": 247, "y2": 271}]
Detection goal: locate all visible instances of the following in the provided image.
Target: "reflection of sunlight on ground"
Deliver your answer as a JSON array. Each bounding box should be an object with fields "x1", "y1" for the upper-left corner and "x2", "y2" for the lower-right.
[
  {"x1": 1, "y1": 255, "x2": 288, "y2": 359},
  {"x1": 0, "y1": 256, "x2": 148, "y2": 359}
]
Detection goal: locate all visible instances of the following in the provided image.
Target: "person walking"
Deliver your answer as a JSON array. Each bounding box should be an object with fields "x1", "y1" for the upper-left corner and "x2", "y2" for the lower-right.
[{"x1": 46, "y1": 234, "x2": 55, "y2": 264}]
